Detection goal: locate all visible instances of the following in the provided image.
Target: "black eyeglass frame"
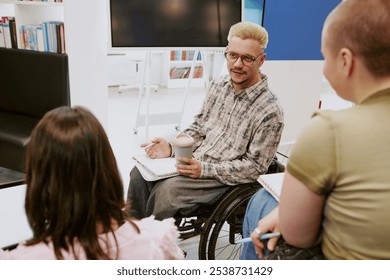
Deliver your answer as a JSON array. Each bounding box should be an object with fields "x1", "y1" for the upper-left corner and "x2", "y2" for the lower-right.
[{"x1": 224, "y1": 50, "x2": 265, "y2": 66}]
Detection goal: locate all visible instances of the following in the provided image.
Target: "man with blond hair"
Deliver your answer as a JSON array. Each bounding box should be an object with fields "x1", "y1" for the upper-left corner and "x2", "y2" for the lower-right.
[
  {"x1": 127, "y1": 22, "x2": 283, "y2": 219},
  {"x1": 126, "y1": 22, "x2": 284, "y2": 221}
]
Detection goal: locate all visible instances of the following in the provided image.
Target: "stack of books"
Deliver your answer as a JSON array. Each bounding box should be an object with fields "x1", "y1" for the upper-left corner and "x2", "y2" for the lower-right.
[{"x1": 0, "y1": 16, "x2": 65, "y2": 53}]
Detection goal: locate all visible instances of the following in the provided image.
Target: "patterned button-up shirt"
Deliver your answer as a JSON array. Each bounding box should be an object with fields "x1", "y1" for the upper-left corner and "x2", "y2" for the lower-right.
[{"x1": 183, "y1": 73, "x2": 284, "y2": 185}]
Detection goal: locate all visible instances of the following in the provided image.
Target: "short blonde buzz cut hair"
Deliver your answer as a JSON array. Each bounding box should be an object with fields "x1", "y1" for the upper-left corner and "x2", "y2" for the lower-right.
[
  {"x1": 324, "y1": 0, "x2": 390, "y2": 77},
  {"x1": 227, "y1": 21, "x2": 269, "y2": 49}
]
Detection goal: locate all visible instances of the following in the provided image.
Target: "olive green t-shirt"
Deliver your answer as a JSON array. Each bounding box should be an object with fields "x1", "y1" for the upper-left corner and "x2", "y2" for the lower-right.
[{"x1": 287, "y1": 88, "x2": 390, "y2": 259}]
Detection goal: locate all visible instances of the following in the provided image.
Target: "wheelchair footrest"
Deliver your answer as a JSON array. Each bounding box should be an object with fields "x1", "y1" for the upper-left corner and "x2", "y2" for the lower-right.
[
  {"x1": 180, "y1": 230, "x2": 201, "y2": 240},
  {"x1": 177, "y1": 216, "x2": 206, "y2": 240}
]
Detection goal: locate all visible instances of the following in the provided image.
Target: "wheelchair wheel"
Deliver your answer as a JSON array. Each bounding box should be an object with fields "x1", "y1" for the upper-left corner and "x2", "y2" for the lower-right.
[{"x1": 198, "y1": 183, "x2": 260, "y2": 260}]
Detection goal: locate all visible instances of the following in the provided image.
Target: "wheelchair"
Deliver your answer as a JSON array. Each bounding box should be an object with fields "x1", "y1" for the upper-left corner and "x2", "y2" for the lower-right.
[{"x1": 176, "y1": 157, "x2": 285, "y2": 260}]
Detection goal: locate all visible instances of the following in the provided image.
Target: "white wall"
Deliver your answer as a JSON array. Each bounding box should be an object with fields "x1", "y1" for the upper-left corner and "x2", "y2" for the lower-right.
[
  {"x1": 64, "y1": 0, "x2": 109, "y2": 128},
  {"x1": 262, "y1": 60, "x2": 323, "y2": 150}
]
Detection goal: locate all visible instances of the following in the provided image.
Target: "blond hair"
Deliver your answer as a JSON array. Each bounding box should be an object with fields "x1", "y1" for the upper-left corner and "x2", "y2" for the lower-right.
[{"x1": 227, "y1": 22, "x2": 269, "y2": 49}]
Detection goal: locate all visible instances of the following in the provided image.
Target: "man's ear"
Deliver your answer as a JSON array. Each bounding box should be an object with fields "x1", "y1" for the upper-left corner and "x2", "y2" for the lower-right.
[
  {"x1": 258, "y1": 53, "x2": 267, "y2": 68},
  {"x1": 339, "y1": 48, "x2": 354, "y2": 77},
  {"x1": 261, "y1": 53, "x2": 267, "y2": 62}
]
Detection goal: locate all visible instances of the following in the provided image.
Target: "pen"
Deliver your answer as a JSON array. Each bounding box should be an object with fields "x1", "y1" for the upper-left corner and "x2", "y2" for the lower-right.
[
  {"x1": 144, "y1": 142, "x2": 157, "y2": 149},
  {"x1": 235, "y1": 232, "x2": 281, "y2": 244}
]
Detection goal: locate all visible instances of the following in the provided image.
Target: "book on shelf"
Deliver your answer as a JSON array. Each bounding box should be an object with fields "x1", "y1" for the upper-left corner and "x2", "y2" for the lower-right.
[
  {"x1": 0, "y1": 19, "x2": 6, "y2": 48},
  {"x1": 181, "y1": 50, "x2": 187, "y2": 60},
  {"x1": 170, "y1": 66, "x2": 188, "y2": 79},
  {"x1": 47, "y1": 21, "x2": 56, "y2": 53},
  {"x1": 55, "y1": 22, "x2": 66, "y2": 54},
  {"x1": 19, "y1": 24, "x2": 40, "y2": 51},
  {"x1": 19, "y1": 23, "x2": 42, "y2": 51},
  {"x1": 19, "y1": 21, "x2": 65, "y2": 53},
  {"x1": 1, "y1": 13, "x2": 66, "y2": 53},
  {"x1": 18, "y1": 25, "x2": 27, "y2": 49},
  {"x1": 170, "y1": 50, "x2": 175, "y2": 60},
  {"x1": 132, "y1": 153, "x2": 179, "y2": 181},
  {"x1": 187, "y1": 50, "x2": 195, "y2": 60},
  {"x1": 50, "y1": 21, "x2": 66, "y2": 54},
  {"x1": 193, "y1": 66, "x2": 203, "y2": 78},
  {"x1": 170, "y1": 50, "x2": 182, "y2": 61},
  {"x1": 257, "y1": 172, "x2": 285, "y2": 202},
  {"x1": 196, "y1": 51, "x2": 202, "y2": 60},
  {"x1": 170, "y1": 66, "x2": 203, "y2": 79},
  {"x1": 1, "y1": 17, "x2": 14, "y2": 49},
  {"x1": 36, "y1": 24, "x2": 45, "y2": 51},
  {"x1": 8, "y1": 17, "x2": 17, "y2": 49},
  {"x1": 42, "y1": 21, "x2": 49, "y2": 51},
  {"x1": 169, "y1": 50, "x2": 199, "y2": 61},
  {"x1": 169, "y1": 66, "x2": 178, "y2": 78}
]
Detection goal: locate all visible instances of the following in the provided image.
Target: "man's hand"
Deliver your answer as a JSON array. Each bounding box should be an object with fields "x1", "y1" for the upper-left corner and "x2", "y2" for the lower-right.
[
  {"x1": 176, "y1": 157, "x2": 202, "y2": 178},
  {"x1": 250, "y1": 207, "x2": 281, "y2": 259},
  {"x1": 141, "y1": 137, "x2": 172, "y2": 159}
]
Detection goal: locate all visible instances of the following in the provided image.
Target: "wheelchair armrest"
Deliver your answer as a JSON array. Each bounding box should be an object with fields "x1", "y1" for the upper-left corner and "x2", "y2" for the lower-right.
[{"x1": 266, "y1": 157, "x2": 285, "y2": 174}]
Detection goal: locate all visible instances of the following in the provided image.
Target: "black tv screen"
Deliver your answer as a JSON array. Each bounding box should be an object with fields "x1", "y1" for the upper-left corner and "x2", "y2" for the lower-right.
[{"x1": 109, "y1": 0, "x2": 243, "y2": 48}]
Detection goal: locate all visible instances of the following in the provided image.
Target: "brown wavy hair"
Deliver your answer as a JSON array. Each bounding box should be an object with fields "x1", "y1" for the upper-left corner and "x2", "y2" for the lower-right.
[{"x1": 24, "y1": 106, "x2": 130, "y2": 259}]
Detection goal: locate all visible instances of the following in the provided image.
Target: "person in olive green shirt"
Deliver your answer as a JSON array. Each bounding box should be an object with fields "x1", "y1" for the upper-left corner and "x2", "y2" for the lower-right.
[{"x1": 242, "y1": 0, "x2": 390, "y2": 260}]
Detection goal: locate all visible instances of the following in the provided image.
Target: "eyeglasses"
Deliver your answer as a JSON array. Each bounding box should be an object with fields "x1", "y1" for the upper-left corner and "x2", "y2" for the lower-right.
[{"x1": 224, "y1": 51, "x2": 264, "y2": 66}]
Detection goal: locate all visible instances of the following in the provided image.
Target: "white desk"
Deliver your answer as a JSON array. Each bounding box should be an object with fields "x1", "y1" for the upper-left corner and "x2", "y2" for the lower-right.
[{"x1": 0, "y1": 184, "x2": 32, "y2": 248}]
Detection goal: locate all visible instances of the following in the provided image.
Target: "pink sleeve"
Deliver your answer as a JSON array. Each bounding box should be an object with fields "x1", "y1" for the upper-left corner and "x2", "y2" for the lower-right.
[{"x1": 137, "y1": 216, "x2": 184, "y2": 260}]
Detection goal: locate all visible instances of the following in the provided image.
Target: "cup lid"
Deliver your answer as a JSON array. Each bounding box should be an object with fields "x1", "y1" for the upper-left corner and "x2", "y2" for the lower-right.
[{"x1": 172, "y1": 133, "x2": 194, "y2": 147}]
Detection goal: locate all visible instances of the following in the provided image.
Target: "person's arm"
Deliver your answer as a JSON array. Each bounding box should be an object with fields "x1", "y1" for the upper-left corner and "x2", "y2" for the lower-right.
[
  {"x1": 142, "y1": 137, "x2": 172, "y2": 159},
  {"x1": 250, "y1": 207, "x2": 281, "y2": 259},
  {"x1": 278, "y1": 112, "x2": 335, "y2": 248},
  {"x1": 279, "y1": 171, "x2": 326, "y2": 248}
]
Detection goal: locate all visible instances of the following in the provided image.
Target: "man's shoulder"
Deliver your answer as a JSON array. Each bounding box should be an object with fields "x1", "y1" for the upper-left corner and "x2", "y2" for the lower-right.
[
  {"x1": 210, "y1": 75, "x2": 231, "y2": 86},
  {"x1": 253, "y1": 86, "x2": 283, "y2": 108},
  {"x1": 250, "y1": 87, "x2": 284, "y2": 121}
]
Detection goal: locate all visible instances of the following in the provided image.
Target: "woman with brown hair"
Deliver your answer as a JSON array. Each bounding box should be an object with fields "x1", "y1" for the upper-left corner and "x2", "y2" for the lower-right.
[{"x1": 0, "y1": 106, "x2": 183, "y2": 260}]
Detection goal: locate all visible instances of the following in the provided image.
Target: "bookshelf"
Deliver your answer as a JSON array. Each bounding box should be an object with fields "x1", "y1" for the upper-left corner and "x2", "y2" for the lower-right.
[
  {"x1": 0, "y1": 0, "x2": 108, "y2": 127},
  {"x1": 164, "y1": 50, "x2": 206, "y2": 88},
  {"x1": 0, "y1": 1, "x2": 64, "y2": 51}
]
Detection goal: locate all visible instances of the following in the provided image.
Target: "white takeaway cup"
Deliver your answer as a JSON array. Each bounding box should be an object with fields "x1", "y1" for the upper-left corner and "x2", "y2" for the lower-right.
[{"x1": 172, "y1": 133, "x2": 194, "y2": 165}]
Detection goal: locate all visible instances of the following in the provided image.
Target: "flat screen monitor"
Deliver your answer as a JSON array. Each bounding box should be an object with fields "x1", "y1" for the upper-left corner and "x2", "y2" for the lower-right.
[{"x1": 109, "y1": 0, "x2": 244, "y2": 49}]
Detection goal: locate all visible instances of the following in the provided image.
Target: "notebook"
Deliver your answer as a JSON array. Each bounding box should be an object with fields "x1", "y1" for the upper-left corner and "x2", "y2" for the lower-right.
[
  {"x1": 257, "y1": 172, "x2": 285, "y2": 202},
  {"x1": 132, "y1": 153, "x2": 179, "y2": 181}
]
